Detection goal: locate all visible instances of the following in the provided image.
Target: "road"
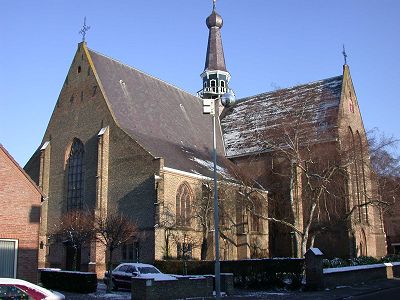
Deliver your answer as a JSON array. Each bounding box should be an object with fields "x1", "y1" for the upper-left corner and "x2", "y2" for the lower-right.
[{"x1": 347, "y1": 286, "x2": 400, "y2": 299}]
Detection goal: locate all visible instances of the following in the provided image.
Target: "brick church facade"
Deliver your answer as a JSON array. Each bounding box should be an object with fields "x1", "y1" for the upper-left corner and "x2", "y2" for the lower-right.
[{"x1": 24, "y1": 2, "x2": 386, "y2": 276}]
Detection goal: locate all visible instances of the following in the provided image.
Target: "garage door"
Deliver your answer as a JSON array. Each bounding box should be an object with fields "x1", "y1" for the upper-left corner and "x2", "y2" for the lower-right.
[{"x1": 0, "y1": 239, "x2": 18, "y2": 278}]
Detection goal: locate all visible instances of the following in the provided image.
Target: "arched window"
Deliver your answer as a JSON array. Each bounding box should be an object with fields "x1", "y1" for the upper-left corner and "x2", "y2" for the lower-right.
[
  {"x1": 210, "y1": 80, "x2": 216, "y2": 87},
  {"x1": 251, "y1": 196, "x2": 263, "y2": 232},
  {"x1": 349, "y1": 128, "x2": 361, "y2": 222},
  {"x1": 349, "y1": 98, "x2": 354, "y2": 113},
  {"x1": 176, "y1": 182, "x2": 193, "y2": 226},
  {"x1": 356, "y1": 131, "x2": 368, "y2": 222},
  {"x1": 66, "y1": 138, "x2": 85, "y2": 210},
  {"x1": 220, "y1": 80, "x2": 225, "y2": 88}
]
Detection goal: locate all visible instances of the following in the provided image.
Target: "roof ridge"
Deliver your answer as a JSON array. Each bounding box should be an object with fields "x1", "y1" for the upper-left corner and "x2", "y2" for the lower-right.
[
  {"x1": 0, "y1": 144, "x2": 44, "y2": 197},
  {"x1": 237, "y1": 75, "x2": 343, "y2": 103},
  {"x1": 87, "y1": 48, "x2": 199, "y2": 101}
]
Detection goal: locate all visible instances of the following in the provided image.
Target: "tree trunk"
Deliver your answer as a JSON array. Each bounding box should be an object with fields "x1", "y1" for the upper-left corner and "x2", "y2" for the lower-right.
[
  {"x1": 201, "y1": 236, "x2": 208, "y2": 260},
  {"x1": 301, "y1": 201, "x2": 317, "y2": 256},
  {"x1": 294, "y1": 233, "x2": 302, "y2": 258},
  {"x1": 73, "y1": 246, "x2": 78, "y2": 271},
  {"x1": 164, "y1": 230, "x2": 170, "y2": 259},
  {"x1": 106, "y1": 248, "x2": 114, "y2": 293},
  {"x1": 290, "y1": 161, "x2": 303, "y2": 258}
]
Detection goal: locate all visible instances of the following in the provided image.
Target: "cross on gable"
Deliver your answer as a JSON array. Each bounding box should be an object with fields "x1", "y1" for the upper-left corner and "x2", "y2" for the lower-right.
[
  {"x1": 342, "y1": 44, "x2": 348, "y2": 65},
  {"x1": 79, "y1": 17, "x2": 90, "y2": 42}
]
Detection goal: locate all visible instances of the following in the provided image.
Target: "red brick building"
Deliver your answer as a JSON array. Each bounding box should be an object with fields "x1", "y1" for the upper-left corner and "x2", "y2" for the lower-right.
[{"x1": 0, "y1": 144, "x2": 43, "y2": 282}]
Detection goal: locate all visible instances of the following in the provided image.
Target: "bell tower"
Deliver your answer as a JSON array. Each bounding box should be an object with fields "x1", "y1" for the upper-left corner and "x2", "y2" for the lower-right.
[{"x1": 199, "y1": 0, "x2": 232, "y2": 104}]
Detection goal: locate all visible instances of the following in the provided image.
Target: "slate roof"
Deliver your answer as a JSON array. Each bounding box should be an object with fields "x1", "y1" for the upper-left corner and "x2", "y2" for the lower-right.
[
  {"x1": 88, "y1": 48, "x2": 235, "y2": 179},
  {"x1": 221, "y1": 76, "x2": 343, "y2": 158}
]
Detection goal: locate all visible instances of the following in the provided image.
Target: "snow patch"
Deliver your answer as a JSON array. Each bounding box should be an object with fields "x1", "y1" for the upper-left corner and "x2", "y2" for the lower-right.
[
  {"x1": 309, "y1": 247, "x2": 323, "y2": 256},
  {"x1": 324, "y1": 263, "x2": 387, "y2": 274}
]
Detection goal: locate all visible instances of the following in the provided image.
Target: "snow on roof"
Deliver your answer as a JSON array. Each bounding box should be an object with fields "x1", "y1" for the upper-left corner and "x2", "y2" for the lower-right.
[
  {"x1": 309, "y1": 247, "x2": 324, "y2": 256},
  {"x1": 221, "y1": 76, "x2": 343, "y2": 158},
  {"x1": 189, "y1": 156, "x2": 233, "y2": 180}
]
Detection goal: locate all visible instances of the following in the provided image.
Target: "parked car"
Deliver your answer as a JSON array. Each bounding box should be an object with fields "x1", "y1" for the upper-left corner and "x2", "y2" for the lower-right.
[
  {"x1": 103, "y1": 263, "x2": 176, "y2": 290},
  {"x1": 0, "y1": 278, "x2": 65, "y2": 300}
]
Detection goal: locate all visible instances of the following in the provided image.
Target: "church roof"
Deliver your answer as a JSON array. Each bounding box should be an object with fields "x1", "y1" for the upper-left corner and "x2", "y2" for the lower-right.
[
  {"x1": 88, "y1": 48, "x2": 235, "y2": 179},
  {"x1": 221, "y1": 76, "x2": 343, "y2": 158}
]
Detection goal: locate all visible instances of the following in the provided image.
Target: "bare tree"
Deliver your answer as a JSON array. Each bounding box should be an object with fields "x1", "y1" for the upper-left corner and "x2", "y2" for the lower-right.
[
  {"x1": 95, "y1": 211, "x2": 138, "y2": 292},
  {"x1": 229, "y1": 96, "x2": 388, "y2": 257},
  {"x1": 189, "y1": 180, "x2": 242, "y2": 260},
  {"x1": 368, "y1": 128, "x2": 400, "y2": 178},
  {"x1": 368, "y1": 128, "x2": 400, "y2": 206},
  {"x1": 190, "y1": 181, "x2": 213, "y2": 260},
  {"x1": 158, "y1": 204, "x2": 176, "y2": 259},
  {"x1": 50, "y1": 210, "x2": 95, "y2": 271},
  {"x1": 367, "y1": 129, "x2": 400, "y2": 251}
]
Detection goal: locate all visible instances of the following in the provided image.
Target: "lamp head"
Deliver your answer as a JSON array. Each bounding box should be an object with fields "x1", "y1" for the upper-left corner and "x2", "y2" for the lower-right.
[{"x1": 221, "y1": 90, "x2": 236, "y2": 107}]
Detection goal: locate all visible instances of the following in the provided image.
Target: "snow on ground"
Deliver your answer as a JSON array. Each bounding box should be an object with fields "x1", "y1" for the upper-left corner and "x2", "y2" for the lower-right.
[{"x1": 60, "y1": 283, "x2": 130, "y2": 299}]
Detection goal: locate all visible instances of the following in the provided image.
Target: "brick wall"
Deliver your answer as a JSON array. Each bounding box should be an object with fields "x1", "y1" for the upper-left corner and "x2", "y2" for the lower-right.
[{"x1": 0, "y1": 145, "x2": 42, "y2": 282}]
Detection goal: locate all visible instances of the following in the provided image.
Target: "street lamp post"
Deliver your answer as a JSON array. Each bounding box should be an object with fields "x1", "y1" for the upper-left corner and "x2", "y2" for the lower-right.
[{"x1": 203, "y1": 90, "x2": 236, "y2": 299}]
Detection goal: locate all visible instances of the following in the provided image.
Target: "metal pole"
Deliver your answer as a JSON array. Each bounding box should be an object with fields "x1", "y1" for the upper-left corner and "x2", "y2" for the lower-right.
[{"x1": 212, "y1": 99, "x2": 221, "y2": 299}]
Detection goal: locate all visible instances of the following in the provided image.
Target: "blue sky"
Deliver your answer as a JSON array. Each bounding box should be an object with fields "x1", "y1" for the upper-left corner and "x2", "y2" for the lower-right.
[{"x1": 1, "y1": 0, "x2": 399, "y2": 165}]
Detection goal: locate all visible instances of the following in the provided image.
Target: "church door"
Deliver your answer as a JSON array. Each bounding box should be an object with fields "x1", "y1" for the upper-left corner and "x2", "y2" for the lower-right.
[{"x1": 65, "y1": 244, "x2": 81, "y2": 271}]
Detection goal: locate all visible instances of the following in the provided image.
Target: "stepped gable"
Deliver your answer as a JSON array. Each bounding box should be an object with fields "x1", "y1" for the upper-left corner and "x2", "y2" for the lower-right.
[
  {"x1": 88, "y1": 49, "x2": 235, "y2": 179},
  {"x1": 221, "y1": 76, "x2": 343, "y2": 158}
]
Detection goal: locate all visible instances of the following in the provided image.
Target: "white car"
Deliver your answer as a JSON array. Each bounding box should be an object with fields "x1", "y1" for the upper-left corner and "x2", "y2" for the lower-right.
[
  {"x1": 104, "y1": 263, "x2": 176, "y2": 290},
  {"x1": 0, "y1": 278, "x2": 65, "y2": 300}
]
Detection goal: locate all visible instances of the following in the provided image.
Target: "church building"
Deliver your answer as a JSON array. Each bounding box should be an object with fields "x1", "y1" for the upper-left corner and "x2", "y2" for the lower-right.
[{"x1": 25, "y1": 2, "x2": 386, "y2": 275}]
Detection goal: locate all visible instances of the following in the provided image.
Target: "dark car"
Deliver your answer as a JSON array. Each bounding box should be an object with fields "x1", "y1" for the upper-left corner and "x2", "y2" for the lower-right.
[{"x1": 103, "y1": 263, "x2": 176, "y2": 290}]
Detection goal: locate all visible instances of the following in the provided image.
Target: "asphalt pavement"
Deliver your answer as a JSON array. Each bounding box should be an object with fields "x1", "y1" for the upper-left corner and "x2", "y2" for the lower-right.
[
  {"x1": 59, "y1": 278, "x2": 400, "y2": 299},
  {"x1": 230, "y1": 278, "x2": 400, "y2": 299}
]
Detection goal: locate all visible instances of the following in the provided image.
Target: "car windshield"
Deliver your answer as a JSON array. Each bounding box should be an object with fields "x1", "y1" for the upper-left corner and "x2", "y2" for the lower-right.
[
  {"x1": 138, "y1": 267, "x2": 160, "y2": 274},
  {"x1": 0, "y1": 284, "x2": 42, "y2": 300}
]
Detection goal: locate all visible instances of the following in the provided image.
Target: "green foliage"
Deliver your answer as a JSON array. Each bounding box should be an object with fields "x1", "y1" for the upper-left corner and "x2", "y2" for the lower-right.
[
  {"x1": 323, "y1": 255, "x2": 400, "y2": 268},
  {"x1": 380, "y1": 254, "x2": 400, "y2": 263},
  {"x1": 40, "y1": 270, "x2": 97, "y2": 293},
  {"x1": 155, "y1": 258, "x2": 304, "y2": 290},
  {"x1": 329, "y1": 257, "x2": 348, "y2": 268},
  {"x1": 348, "y1": 256, "x2": 379, "y2": 266}
]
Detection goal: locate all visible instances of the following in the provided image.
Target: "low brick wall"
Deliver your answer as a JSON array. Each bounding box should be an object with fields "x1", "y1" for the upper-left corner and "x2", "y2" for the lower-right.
[
  {"x1": 131, "y1": 273, "x2": 234, "y2": 300},
  {"x1": 323, "y1": 262, "x2": 400, "y2": 288},
  {"x1": 304, "y1": 248, "x2": 400, "y2": 291}
]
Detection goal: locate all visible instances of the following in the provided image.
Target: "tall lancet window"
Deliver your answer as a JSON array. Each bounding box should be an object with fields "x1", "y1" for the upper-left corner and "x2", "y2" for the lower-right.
[
  {"x1": 176, "y1": 182, "x2": 193, "y2": 227},
  {"x1": 66, "y1": 138, "x2": 85, "y2": 210}
]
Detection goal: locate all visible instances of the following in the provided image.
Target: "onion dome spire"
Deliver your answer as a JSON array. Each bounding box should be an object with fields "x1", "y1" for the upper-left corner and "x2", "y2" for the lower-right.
[
  {"x1": 204, "y1": 0, "x2": 227, "y2": 72},
  {"x1": 199, "y1": 0, "x2": 231, "y2": 107},
  {"x1": 199, "y1": 0, "x2": 233, "y2": 116}
]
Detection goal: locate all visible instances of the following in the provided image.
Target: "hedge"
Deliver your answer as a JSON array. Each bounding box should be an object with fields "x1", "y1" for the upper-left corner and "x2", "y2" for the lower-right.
[
  {"x1": 154, "y1": 258, "x2": 304, "y2": 289},
  {"x1": 323, "y1": 255, "x2": 400, "y2": 268},
  {"x1": 39, "y1": 269, "x2": 97, "y2": 293}
]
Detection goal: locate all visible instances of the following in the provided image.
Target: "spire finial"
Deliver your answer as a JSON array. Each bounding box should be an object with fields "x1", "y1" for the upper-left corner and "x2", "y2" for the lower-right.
[
  {"x1": 342, "y1": 44, "x2": 348, "y2": 65},
  {"x1": 79, "y1": 17, "x2": 90, "y2": 42},
  {"x1": 213, "y1": 0, "x2": 216, "y2": 11}
]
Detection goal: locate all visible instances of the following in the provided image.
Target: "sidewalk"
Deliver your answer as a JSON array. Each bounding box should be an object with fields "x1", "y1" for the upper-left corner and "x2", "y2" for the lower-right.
[{"x1": 229, "y1": 278, "x2": 400, "y2": 299}]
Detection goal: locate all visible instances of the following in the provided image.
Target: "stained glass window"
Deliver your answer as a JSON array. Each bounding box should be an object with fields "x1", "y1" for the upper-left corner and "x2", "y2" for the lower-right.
[
  {"x1": 66, "y1": 138, "x2": 85, "y2": 210},
  {"x1": 176, "y1": 182, "x2": 192, "y2": 226}
]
